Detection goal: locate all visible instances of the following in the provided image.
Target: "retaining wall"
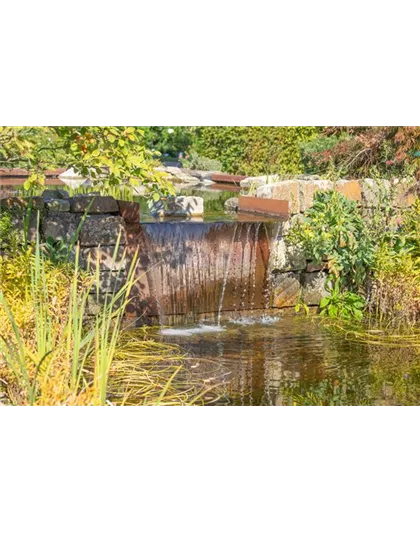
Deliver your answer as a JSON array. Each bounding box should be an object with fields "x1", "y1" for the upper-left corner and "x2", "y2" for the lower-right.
[
  {"x1": 240, "y1": 176, "x2": 416, "y2": 213},
  {"x1": 0, "y1": 191, "x2": 140, "y2": 316}
]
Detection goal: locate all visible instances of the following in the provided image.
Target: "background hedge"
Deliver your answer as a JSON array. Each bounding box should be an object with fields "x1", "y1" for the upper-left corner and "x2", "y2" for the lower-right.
[{"x1": 193, "y1": 127, "x2": 318, "y2": 175}]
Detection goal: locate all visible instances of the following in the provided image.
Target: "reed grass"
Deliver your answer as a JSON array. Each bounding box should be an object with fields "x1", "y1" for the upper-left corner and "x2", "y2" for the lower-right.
[{"x1": 0, "y1": 236, "x2": 221, "y2": 406}]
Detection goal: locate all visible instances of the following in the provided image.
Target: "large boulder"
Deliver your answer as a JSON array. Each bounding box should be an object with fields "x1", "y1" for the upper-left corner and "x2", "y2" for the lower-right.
[
  {"x1": 44, "y1": 199, "x2": 70, "y2": 212},
  {"x1": 0, "y1": 196, "x2": 44, "y2": 211},
  {"x1": 41, "y1": 189, "x2": 69, "y2": 200},
  {"x1": 89, "y1": 270, "x2": 127, "y2": 294},
  {"x1": 256, "y1": 180, "x2": 300, "y2": 214},
  {"x1": 240, "y1": 176, "x2": 269, "y2": 193},
  {"x1": 391, "y1": 178, "x2": 416, "y2": 208},
  {"x1": 335, "y1": 180, "x2": 362, "y2": 202},
  {"x1": 282, "y1": 213, "x2": 304, "y2": 236},
  {"x1": 9, "y1": 211, "x2": 39, "y2": 242}
]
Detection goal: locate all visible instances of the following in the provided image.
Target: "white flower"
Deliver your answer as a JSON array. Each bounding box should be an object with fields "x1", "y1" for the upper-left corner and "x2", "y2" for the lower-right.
[{"x1": 167, "y1": 128, "x2": 174, "y2": 134}]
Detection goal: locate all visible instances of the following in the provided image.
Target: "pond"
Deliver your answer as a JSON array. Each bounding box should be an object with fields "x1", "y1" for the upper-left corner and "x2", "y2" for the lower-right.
[
  {"x1": 158, "y1": 315, "x2": 420, "y2": 406},
  {"x1": 134, "y1": 186, "x2": 239, "y2": 222}
]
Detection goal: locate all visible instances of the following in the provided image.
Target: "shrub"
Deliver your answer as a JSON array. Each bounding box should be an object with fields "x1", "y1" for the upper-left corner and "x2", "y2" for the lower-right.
[
  {"x1": 369, "y1": 244, "x2": 420, "y2": 328},
  {"x1": 299, "y1": 133, "x2": 350, "y2": 175},
  {"x1": 310, "y1": 127, "x2": 420, "y2": 180},
  {"x1": 193, "y1": 127, "x2": 318, "y2": 175},
  {"x1": 180, "y1": 151, "x2": 222, "y2": 172},
  {"x1": 289, "y1": 190, "x2": 374, "y2": 292}
]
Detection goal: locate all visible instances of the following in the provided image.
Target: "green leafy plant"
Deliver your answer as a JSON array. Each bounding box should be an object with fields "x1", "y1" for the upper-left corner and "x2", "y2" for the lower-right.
[
  {"x1": 294, "y1": 300, "x2": 310, "y2": 316},
  {"x1": 319, "y1": 282, "x2": 365, "y2": 320},
  {"x1": 42, "y1": 236, "x2": 71, "y2": 265},
  {"x1": 289, "y1": 190, "x2": 374, "y2": 292}
]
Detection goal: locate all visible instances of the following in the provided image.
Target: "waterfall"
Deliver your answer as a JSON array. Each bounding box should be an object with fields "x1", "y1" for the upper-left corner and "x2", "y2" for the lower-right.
[
  {"x1": 134, "y1": 220, "x2": 280, "y2": 325},
  {"x1": 217, "y1": 224, "x2": 238, "y2": 326}
]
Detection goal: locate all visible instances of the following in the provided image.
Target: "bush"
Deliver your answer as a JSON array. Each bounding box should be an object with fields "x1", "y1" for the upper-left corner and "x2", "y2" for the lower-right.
[
  {"x1": 300, "y1": 133, "x2": 350, "y2": 175},
  {"x1": 193, "y1": 127, "x2": 318, "y2": 175},
  {"x1": 369, "y1": 244, "x2": 420, "y2": 328},
  {"x1": 180, "y1": 151, "x2": 222, "y2": 172},
  {"x1": 308, "y1": 127, "x2": 420, "y2": 180},
  {"x1": 289, "y1": 190, "x2": 374, "y2": 292}
]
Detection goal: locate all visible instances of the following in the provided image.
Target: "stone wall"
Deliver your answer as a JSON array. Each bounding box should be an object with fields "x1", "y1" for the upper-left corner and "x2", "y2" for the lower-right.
[
  {"x1": 240, "y1": 176, "x2": 416, "y2": 309},
  {"x1": 2, "y1": 177, "x2": 415, "y2": 316},
  {"x1": 0, "y1": 191, "x2": 140, "y2": 315},
  {"x1": 267, "y1": 221, "x2": 329, "y2": 310},
  {"x1": 240, "y1": 176, "x2": 415, "y2": 213}
]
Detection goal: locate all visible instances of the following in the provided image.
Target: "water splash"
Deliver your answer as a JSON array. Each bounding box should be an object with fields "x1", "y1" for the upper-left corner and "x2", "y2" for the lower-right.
[
  {"x1": 161, "y1": 325, "x2": 226, "y2": 337},
  {"x1": 229, "y1": 315, "x2": 281, "y2": 326}
]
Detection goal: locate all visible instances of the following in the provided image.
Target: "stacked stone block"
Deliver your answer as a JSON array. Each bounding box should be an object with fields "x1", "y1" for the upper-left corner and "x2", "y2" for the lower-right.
[{"x1": 0, "y1": 192, "x2": 140, "y2": 314}]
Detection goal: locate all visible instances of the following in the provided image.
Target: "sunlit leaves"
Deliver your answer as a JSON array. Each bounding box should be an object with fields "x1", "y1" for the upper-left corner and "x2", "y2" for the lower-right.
[{"x1": 0, "y1": 126, "x2": 174, "y2": 196}]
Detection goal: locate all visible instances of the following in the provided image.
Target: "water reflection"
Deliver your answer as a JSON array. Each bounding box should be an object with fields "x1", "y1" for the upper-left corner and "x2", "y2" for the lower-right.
[{"x1": 157, "y1": 316, "x2": 420, "y2": 406}]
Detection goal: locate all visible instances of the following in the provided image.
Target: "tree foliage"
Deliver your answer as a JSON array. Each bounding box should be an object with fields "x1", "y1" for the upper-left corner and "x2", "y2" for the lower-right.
[{"x1": 0, "y1": 126, "x2": 174, "y2": 196}]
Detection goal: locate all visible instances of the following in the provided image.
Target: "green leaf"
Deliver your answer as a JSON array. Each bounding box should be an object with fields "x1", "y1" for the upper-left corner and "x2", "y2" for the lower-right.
[
  {"x1": 319, "y1": 297, "x2": 330, "y2": 309},
  {"x1": 329, "y1": 306, "x2": 338, "y2": 317}
]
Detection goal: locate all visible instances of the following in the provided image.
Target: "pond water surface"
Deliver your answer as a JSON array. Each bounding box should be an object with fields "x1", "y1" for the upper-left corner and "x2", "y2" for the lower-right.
[{"x1": 158, "y1": 315, "x2": 420, "y2": 406}]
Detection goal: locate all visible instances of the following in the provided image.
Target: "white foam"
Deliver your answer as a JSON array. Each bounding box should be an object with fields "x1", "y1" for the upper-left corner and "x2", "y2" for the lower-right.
[
  {"x1": 229, "y1": 315, "x2": 281, "y2": 326},
  {"x1": 160, "y1": 324, "x2": 226, "y2": 337}
]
